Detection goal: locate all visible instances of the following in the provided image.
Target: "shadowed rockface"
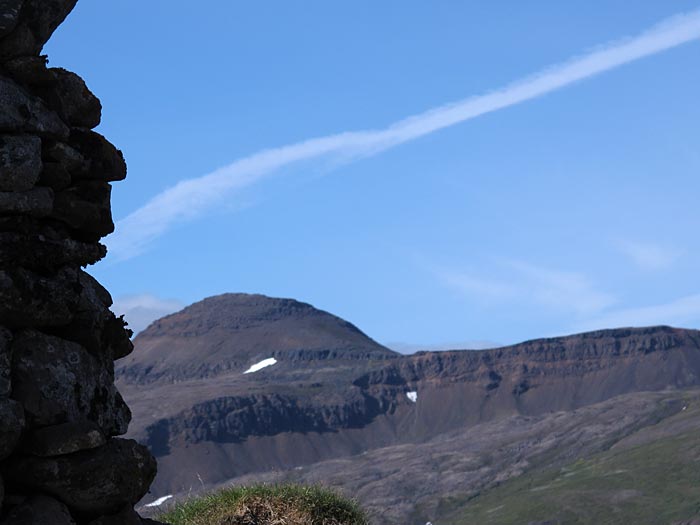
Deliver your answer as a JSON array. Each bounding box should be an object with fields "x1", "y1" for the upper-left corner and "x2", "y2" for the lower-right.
[
  {"x1": 116, "y1": 294, "x2": 700, "y2": 523},
  {"x1": 0, "y1": 1, "x2": 158, "y2": 522}
]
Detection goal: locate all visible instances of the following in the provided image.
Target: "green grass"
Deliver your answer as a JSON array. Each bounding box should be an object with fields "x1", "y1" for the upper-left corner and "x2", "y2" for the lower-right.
[
  {"x1": 157, "y1": 484, "x2": 370, "y2": 525},
  {"x1": 443, "y1": 430, "x2": 700, "y2": 525}
]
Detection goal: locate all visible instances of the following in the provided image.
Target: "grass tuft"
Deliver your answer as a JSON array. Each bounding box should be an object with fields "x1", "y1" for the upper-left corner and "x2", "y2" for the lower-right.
[{"x1": 157, "y1": 484, "x2": 370, "y2": 525}]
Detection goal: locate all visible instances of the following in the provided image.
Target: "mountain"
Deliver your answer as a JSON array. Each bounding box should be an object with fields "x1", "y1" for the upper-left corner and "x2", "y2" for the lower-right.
[
  {"x1": 117, "y1": 293, "x2": 396, "y2": 384},
  {"x1": 115, "y1": 294, "x2": 700, "y2": 524}
]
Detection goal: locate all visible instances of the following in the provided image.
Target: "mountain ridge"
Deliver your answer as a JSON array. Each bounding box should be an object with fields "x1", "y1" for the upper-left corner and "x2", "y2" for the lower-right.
[{"x1": 116, "y1": 294, "x2": 700, "y2": 523}]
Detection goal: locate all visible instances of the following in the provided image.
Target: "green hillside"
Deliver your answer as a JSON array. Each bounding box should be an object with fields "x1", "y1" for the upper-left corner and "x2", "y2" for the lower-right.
[{"x1": 444, "y1": 398, "x2": 700, "y2": 525}]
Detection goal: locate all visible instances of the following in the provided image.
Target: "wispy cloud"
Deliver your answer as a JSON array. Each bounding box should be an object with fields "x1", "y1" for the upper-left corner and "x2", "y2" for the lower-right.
[
  {"x1": 437, "y1": 259, "x2": 699, "y2": 332},
  {"x1": 440, "y1": 271, "x2": 517, "y2": 301},
  {"x1": 506, "y1": 261, "x2": 617, "y2": 316},
  {"x1": 106, "y1": 10, "x2": 700, "y2": 261},
  {"x1": 111, "y1": 294, "x2": 185, "y2": 336},
  {"x1": 436, "y1": 260, "x2": 615, "y2": 317},
  {"x1": 576, "y1": 294, "x2": 700, "y2": 331},
  {"x1": 617, "y1": 240, "x2": 683, "y2": 270}
]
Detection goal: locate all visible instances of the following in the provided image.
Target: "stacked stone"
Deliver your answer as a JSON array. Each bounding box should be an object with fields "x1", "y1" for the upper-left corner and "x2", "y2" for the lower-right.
[{"x1": 0, "y1": 1, "x2": 159, "y2": 523}]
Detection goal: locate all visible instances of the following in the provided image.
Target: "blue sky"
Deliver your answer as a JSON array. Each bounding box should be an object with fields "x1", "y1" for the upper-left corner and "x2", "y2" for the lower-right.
[{"x1": 45, "y1": 1, "x2": 700, "y2": 348}]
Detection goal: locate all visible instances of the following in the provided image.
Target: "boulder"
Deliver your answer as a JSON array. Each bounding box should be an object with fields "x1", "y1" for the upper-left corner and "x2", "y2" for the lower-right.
[
  {"x1": 0, "y1": 135, "x2": 42, "y2": 191},
  {"x1": 3, "y1": 438, "x2": 157, "y2": 516},
  {"x1": 0, "y1": 75, "x2": 68, "y2": 139},
  {"x1": 10, "y1": 330, "x2": 131, "y2": 435},
  {"x1": 0, "y1": 398, "x2": 24, "y2": 460},
  {"x1": 0, "y1": 326, "x2": 11, "y2": 396},
  {"x1": 0, "y1": 187, "x2": 52, "y2": 216},
  {"x1": 69, "y1": 129, "x2": 126, "y2": 182},
  {"x1": 0, "y1": 267, "x2": 78, "y2": 328},
  {"x1": 0, "y1": 232, "x2": 106, "y2": 271},
  {"x1": 1, "y1": 56, "x2": 54, "y2": 87},
  {"x1": 43, "y1": 68, "x2": 101, "y2": 128},
  {"x1": 0, "y1": 0, "x2": 78, "y2": 58},
  {"x1": 0, "y1": 494, "x2": 76, "y2": 524},
  {"x1": 37, "y1": 161, "x2": 71, "y2": 190},
  {"x1": 21, "y1": 420, "x2": 106, "y2": 457},
  {"x1": 87, "y1": 505, "x2": 141, "y2": 525},
  {"x1": 54, "y1": 271, "x2": 133, "y2": 359},
  {"x1": 0, "y1": 0, "x2": 23, "y2": 39},
  {"x1": 51, "y1": 180, "x2": 114, "y2": 240},
  {"x1": 8, "y1": 63, "x2": 102, "y2": 129},
  {"x1": 42, "y1": 140, "x2": 84, "y2": 175}
]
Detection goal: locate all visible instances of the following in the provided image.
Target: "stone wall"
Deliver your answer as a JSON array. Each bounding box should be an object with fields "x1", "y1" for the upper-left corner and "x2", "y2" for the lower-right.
[{"x1": 0, "y1": 1, "x2": 159, "y2": 523}]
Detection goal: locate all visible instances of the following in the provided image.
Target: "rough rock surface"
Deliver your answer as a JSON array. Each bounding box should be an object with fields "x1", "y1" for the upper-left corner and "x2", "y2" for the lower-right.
[
  {"x1": 0, "y1": 494, "x2": 76, "y2": 524},
  {"x1": 0, "y1": 399, "x2": 23, "y2": 460},
  {"x1": 21, "y1": 420, "x2": 106, "y2": 457},
  {"x1": 3, "y1": 438, "x2": 157, "y2": 516},
  {"x1": 11, "y1": 329, "x2": 131, "y2": 434},
  {"x1": 0, "y1": 1, "x2": 157, "y2": 522},
  {"x1": 0, "y1": 135, "x2": 42, "y2": 191}
]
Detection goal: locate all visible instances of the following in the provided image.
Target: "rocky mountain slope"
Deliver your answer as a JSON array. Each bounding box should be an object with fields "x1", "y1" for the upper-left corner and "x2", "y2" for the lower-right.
[{"x1": 115, "y1": 294, "x2": 700, "y2": 523}]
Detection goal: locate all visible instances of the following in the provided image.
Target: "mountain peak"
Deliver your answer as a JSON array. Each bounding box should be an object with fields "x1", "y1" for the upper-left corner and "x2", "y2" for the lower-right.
[{"x1": 117, "y1": 293, "x2": 396, "y2": 384}]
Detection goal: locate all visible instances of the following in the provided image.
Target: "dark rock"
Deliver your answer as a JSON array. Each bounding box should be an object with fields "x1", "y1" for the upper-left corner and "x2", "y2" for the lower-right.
[
  {"x1": 2, "y1": 56, "x2": 53, "y2": 87},
  {"x1": 37, "y1": 161, "x2": 71, "y2": 190},
  {"x1": 69, "y1": 129, "x2": 126, "y2": 182},
  {"x1": 10, "y1": 330, "x2": 130, "y2": 435},
  {"x1": 0, "y1": 494, "x2": 76, "y2": 524},
  {"x1": 51, "y1": 181, "x2": 113, "y2": 240},
  {"x1": 0, "y1": 232, "x2": 106, "y2": 271},
  {"x1": 42, "y1": 140, "x2": 85, "y2": 174},
  {"x1": 22, "y1": 420, "x2": 106, "y2": 457},
  {"x1": 101, "y1": 315, "x2": 134, "y2": 360},
  {"x1": 0, "y1": 326, "x2": 11, "y2": 396},
  {"x1": 87, "y1": 505, "x2": 141, "y2": 525},
  {"x1": 0, "y1": 398, "x2": 24, "y2": 460},
  {"x1": 0, "y1": 135, "x2": 42, "y2": 191},
  {"x1": 81, "y1": 271, "x2": 112, "y2": 306},
  {"x1": 54, "y1": 271, "x2": 133, "y2": 359},
  {"x1": 0, "y1": 0, "x2": 23, "y2": 39},
  {"x1": 0, "y1": 267, "x2": 78, "y2": 328},
  {"x1": 0, "y1": 0, "x2": 78, "y2": 58},
  {"x1": 43, "y1": 68, "x2": 101, "y2": 128},
  {"x1": 0, "y1": 75, "x2": 68, "y2": 139},
  {"x1": 67, "y1": 302, "x2": 135, "y2": 360},
  {"x1": 0, "y1": 187, "x2": 52, "y2": 216},
  {"x1": 9, "y1": 63, "x2": 102, "y2": 129},
  {"x1": 3, "y1": 439, "x2": 157, "y2": 516},
  {"x1": 0, "y1": 2, "x2": 154, "y2": 519}
]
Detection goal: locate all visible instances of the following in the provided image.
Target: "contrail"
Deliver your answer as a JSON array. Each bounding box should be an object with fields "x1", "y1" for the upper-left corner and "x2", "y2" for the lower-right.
[{"x1": 106, "y1": 9, "x2": 700, "y2": 261}]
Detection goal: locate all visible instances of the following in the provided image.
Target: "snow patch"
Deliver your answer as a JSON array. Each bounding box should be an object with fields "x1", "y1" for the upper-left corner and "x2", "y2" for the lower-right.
[
  {"x1": 144, "y1": 495, "x2": 173, "y2": 508},
  {"x1": 244, "y1": 357, "x2": 277, "y2": 374},
  {"x1": 406, "y1": 391, "x2": 418, "y2": 403}
]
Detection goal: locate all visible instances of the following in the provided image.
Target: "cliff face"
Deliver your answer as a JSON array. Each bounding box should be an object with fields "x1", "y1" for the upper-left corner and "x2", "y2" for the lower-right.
[
  {"x1": 116, "y1": 295, "x2": 700, "y2": 503},
  {"x1": 0, "y1": 2, "x2": 157, "y2": 523}
]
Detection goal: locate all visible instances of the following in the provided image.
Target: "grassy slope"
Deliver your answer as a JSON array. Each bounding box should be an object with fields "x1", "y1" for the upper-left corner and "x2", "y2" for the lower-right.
[
  {"x1": 157, "y1": 484, "x2": 369, "y2": 525},
  {"x1": 442, "y1": 398, "x2": 700, "y2": 525}
]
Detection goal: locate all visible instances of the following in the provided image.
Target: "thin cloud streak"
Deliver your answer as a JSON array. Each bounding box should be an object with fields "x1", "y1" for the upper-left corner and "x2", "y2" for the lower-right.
[
  {"x1": 576, "y1": 294, "x2": 700, "y2": 332},
  {"x1": 107, "y1": 10, "x2": 700, "y2": 261},
  {"x1": 436, "y1": 260, "x2": 615, "y2": 317},
  {"x1": 617, "y1": 240, "x2": 683, "y2": 270}
]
